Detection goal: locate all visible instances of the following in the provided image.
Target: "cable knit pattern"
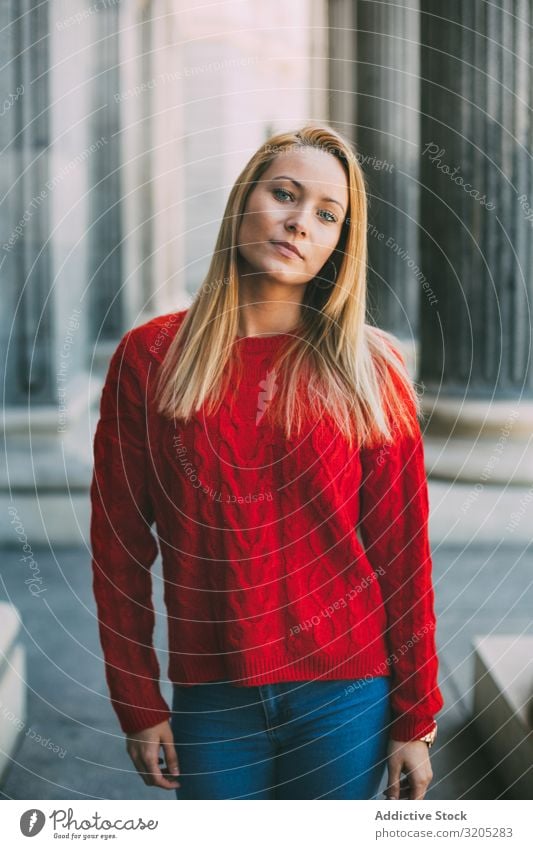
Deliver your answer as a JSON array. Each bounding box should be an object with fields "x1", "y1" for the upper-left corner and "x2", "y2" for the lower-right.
[{"x1": 90, "y1": 309, "x2": 444, "y2": 739}]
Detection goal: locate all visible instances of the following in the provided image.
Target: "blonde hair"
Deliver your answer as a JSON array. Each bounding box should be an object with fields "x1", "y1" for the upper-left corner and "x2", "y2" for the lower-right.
[{"x1": 153, "y1": 123, "x2": 421, "y2": 449}]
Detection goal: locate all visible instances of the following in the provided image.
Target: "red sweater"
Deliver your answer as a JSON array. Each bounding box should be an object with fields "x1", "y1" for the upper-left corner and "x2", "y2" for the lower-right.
[{"x1": 90, "y1": 309, "x2": 444, "y2": 739}]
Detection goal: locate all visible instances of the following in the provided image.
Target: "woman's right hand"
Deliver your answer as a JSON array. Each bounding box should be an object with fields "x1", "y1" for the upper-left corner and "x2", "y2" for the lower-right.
[{"x1": 125, "y1": 720, "x2": 181, "y2": 790}]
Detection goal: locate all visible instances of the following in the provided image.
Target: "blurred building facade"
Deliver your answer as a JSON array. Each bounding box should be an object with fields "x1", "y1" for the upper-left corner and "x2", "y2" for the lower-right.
[
  {"x1": 1, "y1": 0, "x2": 532, "y2": 800},
  {"x1": 328, "y1": 0, "x2": 533, "y2": 486},
  {"x1": 0, "y1": 0, "x2": 326, "y2": 545},
  {"x1": 1, "y1": 0, "x2": 532, "y2": 548}
]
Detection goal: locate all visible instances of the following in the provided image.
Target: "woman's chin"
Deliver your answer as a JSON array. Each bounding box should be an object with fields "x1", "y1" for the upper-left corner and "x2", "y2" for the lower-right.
[{"x1": 246, "y1": 266, "x2": 310, "y2": 286}]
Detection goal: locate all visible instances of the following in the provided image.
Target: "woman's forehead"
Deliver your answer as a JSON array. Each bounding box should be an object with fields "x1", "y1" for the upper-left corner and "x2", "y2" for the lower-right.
[{"x1": 262, "y1": 147, "x2": 349, "y2": 190}]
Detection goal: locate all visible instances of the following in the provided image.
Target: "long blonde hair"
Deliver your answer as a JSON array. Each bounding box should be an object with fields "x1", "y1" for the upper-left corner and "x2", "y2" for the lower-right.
[{"x1": 153, "y1": 123, "x2": 421, "y2": 449}]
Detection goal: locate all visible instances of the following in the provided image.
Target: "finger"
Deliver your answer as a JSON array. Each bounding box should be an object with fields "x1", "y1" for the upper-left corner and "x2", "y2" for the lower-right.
[
  {"x1": 398, "y1": 776, "x2": 411, "y2": 799},
  {"x1": 144, "y1": 753, "x2": 180, "y2": 790},
  {"x1": 404, "y1": 772, "x2": 428, "y2": 800},
  {"x1": 409, "y1": 781, "x2": 428, "y2": 800},
  {"x1": 385, "y1": 762, "x2": 402, "y2": 800},
  {"x1": 162, "y1": 739, "x2": 181, "y2": 778},
  {"x1": 129, "y1": 753, "x2": 150, "y2": 786}
]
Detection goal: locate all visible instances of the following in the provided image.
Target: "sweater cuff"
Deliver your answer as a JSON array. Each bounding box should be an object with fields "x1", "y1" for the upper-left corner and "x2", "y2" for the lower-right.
[
  {"x1": 389, "y1": 714, "x2": 437, "y2": 742},
  {"x1": 115, "y1": 700, "x2": 172, "y2": 736}
]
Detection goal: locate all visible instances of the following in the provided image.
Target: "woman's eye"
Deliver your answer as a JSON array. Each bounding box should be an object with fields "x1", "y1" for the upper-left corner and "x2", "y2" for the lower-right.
[
  {"x1": 272, "y1": 188, "x2": 338, "y2": 222},
  {"x1": 273, "y1": 188, "x2": 293, "y2": 201},
  {"x1": 318, "y1": 209, "x2": 338, "y2": 223}
]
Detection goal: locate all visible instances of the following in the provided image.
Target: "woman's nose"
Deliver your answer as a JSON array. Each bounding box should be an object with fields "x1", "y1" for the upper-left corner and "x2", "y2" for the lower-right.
[{"x1": 285, "y1": 217, "x2": 307, "y2": 236}]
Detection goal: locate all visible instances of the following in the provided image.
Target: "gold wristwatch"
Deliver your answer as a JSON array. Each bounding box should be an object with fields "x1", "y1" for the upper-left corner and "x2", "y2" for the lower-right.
[{"x1": 418, "y1": 723, "x2": 437, "y2": 748}]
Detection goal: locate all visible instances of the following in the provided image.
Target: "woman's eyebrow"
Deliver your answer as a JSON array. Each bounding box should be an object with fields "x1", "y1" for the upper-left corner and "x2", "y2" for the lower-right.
[{"x1": 268, "y1": 175, "x2": 346, "y2": 214}]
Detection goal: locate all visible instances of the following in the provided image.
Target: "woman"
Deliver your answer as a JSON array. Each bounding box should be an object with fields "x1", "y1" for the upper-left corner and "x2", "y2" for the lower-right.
[{"x1": 90, "y1": 123, "x2": 444, "y2": 800}]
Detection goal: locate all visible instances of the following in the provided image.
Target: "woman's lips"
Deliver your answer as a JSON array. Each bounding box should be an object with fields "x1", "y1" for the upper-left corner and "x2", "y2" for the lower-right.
[{"x1": 270, "y1": 241, "x2": 303, "y2": 260}]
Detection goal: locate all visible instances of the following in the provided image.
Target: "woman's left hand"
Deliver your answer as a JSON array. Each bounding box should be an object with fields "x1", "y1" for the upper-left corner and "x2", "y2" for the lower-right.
[{"x1": 384, "y1": 738, "x2": 434, "y2": 800}]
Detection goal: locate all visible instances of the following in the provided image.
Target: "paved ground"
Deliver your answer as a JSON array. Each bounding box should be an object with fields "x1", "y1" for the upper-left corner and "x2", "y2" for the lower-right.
[{"x1": 1, "y1": 480, "x2": 531, "y2": 800}]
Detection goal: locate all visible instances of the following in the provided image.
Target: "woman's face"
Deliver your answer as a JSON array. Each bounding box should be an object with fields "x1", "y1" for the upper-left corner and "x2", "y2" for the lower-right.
[{"x1": 237, "y1": 147, "x2": 349, "y2": 287}]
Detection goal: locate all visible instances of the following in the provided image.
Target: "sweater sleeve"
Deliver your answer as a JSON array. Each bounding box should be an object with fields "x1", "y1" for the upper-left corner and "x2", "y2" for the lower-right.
[
  {"x1": 358, "y1": 424, "x2": 444, "y2": 742},
  {"x1": 90, "y1": 331, "x2": 171, "y2": 735}
]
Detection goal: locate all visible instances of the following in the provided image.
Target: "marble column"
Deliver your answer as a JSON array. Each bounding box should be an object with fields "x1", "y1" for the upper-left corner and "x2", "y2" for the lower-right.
[
  {"x1": 88, "y1": 0, "x2": 124, "y2": 344},
  {"x1": 0, "y1": 0, "x2": 54, "y2": 407},
  {"x1": 138, "y1": 3, "x2": 154, "y2": 313},
  {"x1": 118, "y1": 0, "x2": 188, "y2": 323},
  {"x1": 149, "y1": 0, "x2": 189, "y2": 315},
  {"x1": 419, "y1": 0, "x2": 533, "y2": 482},
  {"x1": 309, "y1": 0, "x2": 330, "y2": 124},
  {"x1": 328, "y1": 0, "x2": 357, "y2": 141},
  {"x1": 0, "y1": 0, "x2": 35, "y2": 767},
  {"x1": 327, "y1": 0, "x2": 421, "y2": 375},
  {"x1": 0, "y1": 0, "x2": 103, "y2": 545},
  {"x1": 355, "y1": 0, "x2": 421, "y2": 346}
]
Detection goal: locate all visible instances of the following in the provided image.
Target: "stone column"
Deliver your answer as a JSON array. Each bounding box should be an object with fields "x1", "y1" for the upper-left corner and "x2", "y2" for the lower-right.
[
  {"x1": 309, "y1": 0, "x2": 329, "y2": 124},
  {"x1": 137, "y1": 3, "x2": 154, "y2": 313},
  {"x1": 0, "y1": 0, "x2": 54, "y2": 407},
  {"x1": 355, "y1": 0, "x2": 421, "y2": 345},
  {"x1": 117, "y1": 0, "x2": 155, "y2": 326},
  {"x1": 118, "y1": 0, "x2": 188, "y2": 322},
  {"x1": 148, "y1": 0, "x2": 188, "y2": 315},
  {"x1": 419, "y1": 0, "x2": 533, "y2": 483},
  {"x1": 328, "y1": 0, "x2": 357, "y2": 141},
  {"x1": 0, "y1": 0, "x2": 103, "y2": 545},
  {"x1": 327, "y1": 0, "x2": 421, "y2": 373},
  {"x1": 88, "y1": 0, "x2": 124, "y2": 345}
]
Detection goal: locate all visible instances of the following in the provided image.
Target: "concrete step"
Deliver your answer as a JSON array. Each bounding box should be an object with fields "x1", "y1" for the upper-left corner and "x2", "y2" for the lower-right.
[
  {"x1": 0, "y1": 602, "x2": 27, "y2": 787},
  {"x1": 472, "y1": 634, "x2": 533, "y2": 799}
]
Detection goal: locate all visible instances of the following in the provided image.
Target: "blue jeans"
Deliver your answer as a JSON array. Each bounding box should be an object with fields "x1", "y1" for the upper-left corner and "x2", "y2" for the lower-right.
[{"x1": 170, "y1": 675, "x2": 391, "y2": 800}]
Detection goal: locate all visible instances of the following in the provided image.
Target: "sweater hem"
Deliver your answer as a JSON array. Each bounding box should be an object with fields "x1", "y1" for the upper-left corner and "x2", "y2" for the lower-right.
[
  {"x1": 115, "y1": 652, "x2": 442, "y2": 737},
  {"x1": 167, "y1": 649, "x2": 393, "y2": 687}
]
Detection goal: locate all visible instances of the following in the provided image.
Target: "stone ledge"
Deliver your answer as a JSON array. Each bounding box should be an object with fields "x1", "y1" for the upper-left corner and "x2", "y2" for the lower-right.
[
  {"x1": 0, "y1": 374, "x2": 100, "y2": 544},
  {"x1": 424, "y1": 435, "x2": 533, "y2": 485},
  {"x1": 0, "y1": 603, "x2": 27, "y2": 788},
  {"x1": 421, "y1": 397, "x2": 533, "y2": 440},
  {"x1": 472, "y1": 634, "x2": 533, "y2": 800},
  {"x1": 420, "y1": 395, "x2": 533, "y2": 484},
  {"x1": 1, "y1": 493, "x2": 90, "y2": 548}
]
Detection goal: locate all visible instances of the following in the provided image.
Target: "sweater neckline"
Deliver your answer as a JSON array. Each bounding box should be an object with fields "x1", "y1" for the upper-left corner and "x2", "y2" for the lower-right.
[{"x1": 234, "y1": 328, "x2": 303, "y2": 351}]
